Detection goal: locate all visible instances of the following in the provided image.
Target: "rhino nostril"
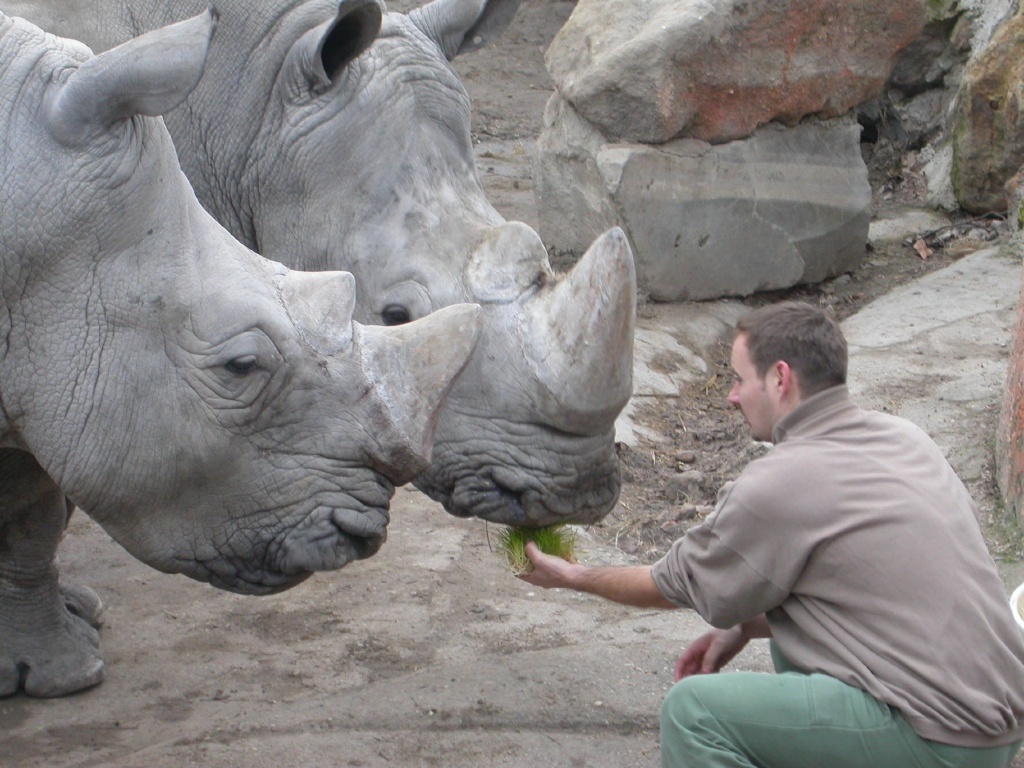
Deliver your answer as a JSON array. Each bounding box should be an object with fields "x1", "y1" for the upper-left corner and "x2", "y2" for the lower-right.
[
  {"x1": 350, "y1": 533, "x2": 385, "y2": 560},
  {"x1": 493, "y1": 479, "x2": 523, "y2": 502},
  {"x1": 451, "y1": 475, "x2": 528, "y2": 522},
  {"x1": 479, "y1": 479, "x2": 528, "y2": 528}
]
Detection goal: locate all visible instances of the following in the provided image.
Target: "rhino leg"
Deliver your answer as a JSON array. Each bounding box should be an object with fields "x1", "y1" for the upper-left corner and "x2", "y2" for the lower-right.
[
  {"x1": 57, "y1": 500, "x2": 105, "y2": 629},
  {"x1": 0, "y1": 451, "x2": 104, "y2": 697}
]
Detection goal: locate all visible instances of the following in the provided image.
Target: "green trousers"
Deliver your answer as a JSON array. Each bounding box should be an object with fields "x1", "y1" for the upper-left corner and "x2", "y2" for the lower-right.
[{"x1": 660, "y1": 642, "x2": 1022, "y2": 768}]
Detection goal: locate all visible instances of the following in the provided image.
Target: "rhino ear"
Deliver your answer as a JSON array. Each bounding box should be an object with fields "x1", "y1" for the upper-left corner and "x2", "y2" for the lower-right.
[
  {"x1": 44, "y1": 9, "x2": 216, "y2": 147},
  {"x1": 410, "y1": 0, "x2": 521, "y2": 61},
  {"x1": 288, "y1": 0, "x2": 383, "y2": 88}
]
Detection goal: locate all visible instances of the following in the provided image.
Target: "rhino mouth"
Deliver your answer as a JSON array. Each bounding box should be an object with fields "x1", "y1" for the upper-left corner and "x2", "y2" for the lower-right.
[
  {"x1": 418, "y1": 460, "x2": 621, "y2": 528},
  {"x1": 191, "y1": 494, "x2": 391, "y2": 596}
]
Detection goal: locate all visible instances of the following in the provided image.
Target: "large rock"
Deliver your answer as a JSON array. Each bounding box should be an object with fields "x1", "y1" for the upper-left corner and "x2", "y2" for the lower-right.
[
  {"x1": 544, "y1": 0, "x2": 927, "y2": 145},
  {"x1": 535, "y1": 97, "x2": 870, "y2": 301},
  {"x1": 951, "y1": 10, "x2": 1024, "y2": 214},
  {"x1": 997, "y1": 232, "x2": 1024, "y2": 520},
  {"x1": 957, "y1": 0, "x2": 1020, "y2": 53},
  {"x1": 910, "y1": 0, "x2": 1019, "y2": 211}
]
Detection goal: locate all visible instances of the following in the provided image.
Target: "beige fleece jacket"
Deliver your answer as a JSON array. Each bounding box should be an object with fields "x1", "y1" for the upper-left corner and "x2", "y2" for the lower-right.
[{"x1": 651, "y1": 386, "x2": 1024, "y2": 747}]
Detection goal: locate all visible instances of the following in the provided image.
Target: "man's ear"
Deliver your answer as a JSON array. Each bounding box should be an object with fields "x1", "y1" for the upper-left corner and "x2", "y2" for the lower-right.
[{"x1": 776, "y1": 361, "x2": 800, "y2": 400}]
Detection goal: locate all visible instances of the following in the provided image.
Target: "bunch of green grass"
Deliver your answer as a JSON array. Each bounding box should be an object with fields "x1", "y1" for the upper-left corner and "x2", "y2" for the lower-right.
[{"x1": 493, "y1": 524, "x2": 577, "y2": 575}]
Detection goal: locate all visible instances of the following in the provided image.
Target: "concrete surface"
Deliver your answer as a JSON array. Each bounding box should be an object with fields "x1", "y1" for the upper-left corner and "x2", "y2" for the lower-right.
[
  {"x1": 3, "y1": 210, "x2": 1023, "y2": 767},
  {"x1": 845, "y1": 244, "x2": 1020, "y2": 486}
]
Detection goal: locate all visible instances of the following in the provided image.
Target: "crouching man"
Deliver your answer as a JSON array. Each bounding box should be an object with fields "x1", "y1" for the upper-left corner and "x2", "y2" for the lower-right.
[{"x1": 521, "y1": 301, "x2": 1024, "y2": 768}]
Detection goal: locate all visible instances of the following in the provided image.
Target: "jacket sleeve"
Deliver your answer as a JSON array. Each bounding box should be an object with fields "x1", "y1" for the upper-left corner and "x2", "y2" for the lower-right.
[{"x1": 650, "y1": 470, "x2": 811, "y2": 627}]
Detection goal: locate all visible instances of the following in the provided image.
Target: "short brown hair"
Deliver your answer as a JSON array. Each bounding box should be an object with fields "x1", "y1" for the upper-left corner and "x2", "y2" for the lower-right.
[{"x1": 735, "y1": 301, "x2": 847, "y2": 397}]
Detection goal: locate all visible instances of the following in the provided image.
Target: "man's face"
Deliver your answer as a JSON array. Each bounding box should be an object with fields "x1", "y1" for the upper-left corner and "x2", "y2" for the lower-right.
[{"x1": 728, "y1": 334, "x2": 782, "y2": 442}]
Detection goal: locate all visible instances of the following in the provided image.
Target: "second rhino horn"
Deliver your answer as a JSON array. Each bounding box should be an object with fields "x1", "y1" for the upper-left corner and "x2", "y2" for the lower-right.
[
  {"x1": 359, "y1": 304, "x2": 483, "y2": 472},
  {"x1": 281, "y1": 270, "x2": 357, "y2": 354}
]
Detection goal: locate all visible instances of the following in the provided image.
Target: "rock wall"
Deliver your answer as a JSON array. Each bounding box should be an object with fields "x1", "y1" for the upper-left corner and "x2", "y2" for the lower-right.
[
  {"x1": 537, "y1": 0, "x2": 1024, "y2": 301},
  {"x1": 917, "y1": 0, "x2": 1020, "y2": 209},
  {"x1": 536, "y1": 0, "x2": 927, "y2": 302},
  {"x1": 951, "y1": 11, "x2": 1024, "y2": 214}
]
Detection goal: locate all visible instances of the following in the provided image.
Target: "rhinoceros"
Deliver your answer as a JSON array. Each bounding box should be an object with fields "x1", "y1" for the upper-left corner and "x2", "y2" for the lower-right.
[
  {"x1": 7, "y1": 0, "x2": 637, "y2": 528},
  {"x1": 0, "y1": 10, "x2": 483, "y2": 697}
]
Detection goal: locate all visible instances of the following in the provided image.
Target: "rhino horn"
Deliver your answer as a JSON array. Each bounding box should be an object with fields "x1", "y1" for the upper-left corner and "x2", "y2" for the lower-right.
[
  {"x1": 360, "y1": 304, "x2": 482, "y2": 469},
  {"x1": 280, "y1": 270, "x2": 357, "y2": 354},
  {"x1": 44, "y1": 9, "x2": 216, "y2": 146},
  {"x1": 525, "y1": 227, "x2": 636, "y2": 433}
]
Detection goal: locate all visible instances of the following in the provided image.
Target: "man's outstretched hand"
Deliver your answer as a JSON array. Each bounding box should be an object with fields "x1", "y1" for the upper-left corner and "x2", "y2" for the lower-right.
[
  {"x1": 517, "y1": 541, "x2": 677, "y2": 610},
  {"x1": 517, "y1": 541, "x2": 580, "y2": 589}
]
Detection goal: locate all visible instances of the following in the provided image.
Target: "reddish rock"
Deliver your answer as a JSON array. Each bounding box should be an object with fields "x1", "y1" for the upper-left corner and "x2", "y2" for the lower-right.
[
  {"x1": 545, "y1": 0, "x2": 928, "y2": 144},
  {"x1": 1006, "y1": 170, "x2": 1024, "y2": 230},
  {"x1": 997, "y1": 255, "x2": 1024, "y2": 520}
]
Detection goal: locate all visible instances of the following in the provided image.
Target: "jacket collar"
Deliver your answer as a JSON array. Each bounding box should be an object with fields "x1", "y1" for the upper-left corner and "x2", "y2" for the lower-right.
[{"x1": 771, "y1": 385, "x2": 852, "y2": 444}]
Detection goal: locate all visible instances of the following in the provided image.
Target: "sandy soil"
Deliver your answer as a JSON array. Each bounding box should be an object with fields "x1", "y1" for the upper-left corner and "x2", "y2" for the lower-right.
[{"x1": 5, "y1": 2, "x2": 1023, "y2": 766}]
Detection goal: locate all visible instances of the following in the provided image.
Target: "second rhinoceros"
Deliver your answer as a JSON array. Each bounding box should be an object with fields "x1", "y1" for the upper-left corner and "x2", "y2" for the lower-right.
[
  {"x1": 0, "y1": 10, "x2": 481, "y2": 697},
  {"x1": 8, "y1": 0, "x2": 637, "y2": 527}
]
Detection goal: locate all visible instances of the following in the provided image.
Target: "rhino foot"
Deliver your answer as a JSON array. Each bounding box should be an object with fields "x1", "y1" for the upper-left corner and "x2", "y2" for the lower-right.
[
  {"x1": 60, "y1": 582, "x2": 105, "y2": 628},
  {"x1": 1, "y1": 605, "x2": 105, "y2": 698}
]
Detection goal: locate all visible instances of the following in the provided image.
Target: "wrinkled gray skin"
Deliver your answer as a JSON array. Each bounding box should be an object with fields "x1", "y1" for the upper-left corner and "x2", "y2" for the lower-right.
[
  {"x1": 0, "y1": 11, "x2": 482, "y2": 697},
  {"x1": 9, "y1": 0, "x2": 638, "y2": 527}
]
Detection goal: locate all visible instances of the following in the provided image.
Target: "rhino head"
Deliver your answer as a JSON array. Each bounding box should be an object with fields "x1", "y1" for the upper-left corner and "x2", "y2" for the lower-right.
[
  {"x1": 0, "y1": 10, "x2": 482, "y2": 595},
  {"x1": 172, "y1": 0, "x2": 636, "y2": 527}
]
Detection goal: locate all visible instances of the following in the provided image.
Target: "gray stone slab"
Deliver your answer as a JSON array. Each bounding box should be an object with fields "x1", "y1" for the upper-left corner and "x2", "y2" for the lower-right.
[{"x1": 537, "y1": 117, "x2": 871, "y2": 301}]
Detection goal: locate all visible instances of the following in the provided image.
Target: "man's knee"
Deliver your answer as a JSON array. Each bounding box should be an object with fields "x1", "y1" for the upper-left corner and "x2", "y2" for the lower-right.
[
  {"x1": 662, "y1": 677, "x2": 707, "y2": 734},
  {"x1": 661, "y1": 677, "x2": 740, "y2": 768},
  {"x1": 660, "y1": 676, "x2": 722, "y2": 753}
]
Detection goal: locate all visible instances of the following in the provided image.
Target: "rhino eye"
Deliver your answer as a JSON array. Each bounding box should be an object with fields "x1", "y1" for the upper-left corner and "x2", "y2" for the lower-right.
[
  {"x1": 225, "y1": 355, "x2": 259, "y2": 375},
  {"x1": 381, "y1": 305, "x2": 411, "y2": 326}
]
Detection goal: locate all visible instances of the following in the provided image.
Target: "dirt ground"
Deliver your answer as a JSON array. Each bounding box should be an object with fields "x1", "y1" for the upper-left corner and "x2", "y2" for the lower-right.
[{"x1": 5, "y1": 2, "x2": 1024, "y2": 766}]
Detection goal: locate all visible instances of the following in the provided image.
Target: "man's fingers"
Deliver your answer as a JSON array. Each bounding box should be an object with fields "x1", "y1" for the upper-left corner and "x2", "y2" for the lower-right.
[
  {"x1": 674, "y1": 646, "x2": 705, "y2": 680},
  {"x1": 523, "y1": 541, "x2": 544, "y2": 564},
  {"x1": 675, "y1": 657, "x2": 695, "y2": 681}
]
